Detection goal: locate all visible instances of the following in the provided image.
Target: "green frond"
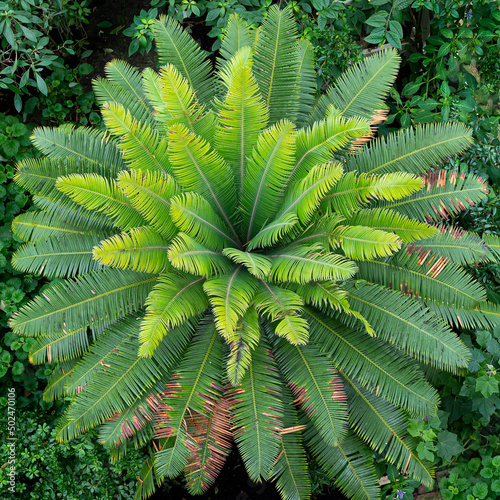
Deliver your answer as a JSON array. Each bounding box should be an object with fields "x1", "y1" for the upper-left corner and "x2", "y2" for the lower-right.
[
  {"x1": 140, "y1": 274, "x2": 207, "y2": 357},
  {"x1": 342, "y1": 373, "x2": 434, "y2": 487},
  {"x1": 226, "y1": 306, "x2": 260, "y2": 385},
  {"x1": 253, "y1": 5, "x2": 300, "y2": 124},
  {"x1": 12, "y1": 209, "x2": 111, "y2": 242},
  {"x1": 56, "y1": 173, "x2": 147, "y2": 230},
  {"x1": 246, "y1": 213, "x2": 299, "y2": 251},
  {"x1": 43, "y1": 359, "x2": 78, "y2": 402},
  {"x1": 168, "y1": 233, "x2": 234, "y2": 277},
  {"x1": 429, "y1": 302, "x2": 500, "y2": 330},
  {"x1": 204, "y1": 267, "x2": 259, "y2": 339},
  {"x1": 322, "y1": 171, "x2": 423, "y2": 216},
  {"x1": 222, "y1": 248, "x2": 272, "y2": 279},
  {"x1": 101, "y1": 102, "x2": 171, "y2": 175},
  {"x1": 134, "y1": 438, "x2": 171, "y2": 500},
  {"x1": 167, "y1": 123, "x2": 238, "y2": 239},
  {"x1": 379, "y1": 169, "x2": 489, "y2": 222},
  {"x1": 156, "y1": 64, "x2": 211, "y2": 137},
  {"x1": 94, "y1": 78, "x2": 154, "y2": 128},
  {"x1": 215, "y1": 46, "x2": 268, "y2": 194},
  {"x1": 345, "y1": 208, "x2": 438, "y2": 243},
  {"x1": 104, "y1": 59, "x2": 151, "y2": 111},
  {"x1": 310, "y1": 48, "x2": 400, "y2": 122},
  {"x1": 270, "y1": 386, "x2": 310, "y2": 500},
  {"x1": 12, "y1": 234, "x2": 101, "y2": 278},
  {"x1": 117, "y1": 169, "x2": 179, "y2": 239},
  {"x1": 408, "y1": 224, "x2": 491, "y2": 265},
  {"x1": 170, "y1": 192, "x2": 239, "y2": 250},
  {"x1": 31, "y1": 124, "x2": 125, "y2": 175},
  {"x1": 268, "y1": 244, "x2": 357, "y2": 284},
  {"x1": 306, "y1": 430, "x2": 380, "y2": 500},
  {"x1": 345, "y1": 282, "x2": 470, "y2": 371},
  {"x1": 229, "y1": 337, "x2": 284, "y2": 481},
  {"x1": 274, "y1": 338, "x2": 348, "y2": 446},
  {"x1": 277, "y1": 162, "x2": 344, "y2": 226},
  {"x1": 93, "y1": 226, "x2": 171, "y2": 274},
  {"x1": 347, "y1": 123, "x2": 474, "y2": 175},
  {"x1": 152, "y1": 15, "x2": 215, "y2": 106},
  {"x1": 14, "y1": 157, "x2": 112, "y2": 201},
  {"x1": 357, "y1": 248, "x2": 487, "y2": 308},
  {"x1": 254, "y1": 282, "x2": 308, "y2": 345},
  {"x1": 330, "y1": 225, "x2": 401, "y2": 260},
  {"x1": 484, "y1": 233, "x2": 500, "y2": 259},
  {"x1": 141, "y1": 68, "x2": 164, "y2": 118},
  {"x1": 296, "y1": 39, "x2": 316, "y2": 128},
  {"x1": 241, "y1": 120, "x2": 296, "y2": 240},
  {"x1": 154, "y1": 318, "x2": 224, "y2": 440},
  {"x1": 155, "y1": 433, "x2": 192, "y2": 480},
  {"x1": 29, "y1": 327, "x2": 88, "y2": 365},
  {"x1": 57, "y1": 320, "x2": 171, "y2": 442},
  {"x1": 290, "y1": 114, "x2": 370, "y2": 184},
  {"x1": 219, "y1": 13, "x2": 253, "y2": 65},
  {"x1": 292, "y1": 214, "x2": 344, "y2": 248},
  {"x1": 306, "y1": 309, "x2": 439, "y2": 417},
  {"x1": 98, "y1": 391, "x2": 156, "y2": 449},
  {"x1": 9, "y1": 269, "x2": 156, "y2": 337}
]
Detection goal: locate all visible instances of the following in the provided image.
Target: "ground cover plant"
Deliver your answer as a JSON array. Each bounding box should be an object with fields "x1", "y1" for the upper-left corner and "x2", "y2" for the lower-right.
[{"x1": 7, "y1": 5, "x2": 500, "y2": 500}]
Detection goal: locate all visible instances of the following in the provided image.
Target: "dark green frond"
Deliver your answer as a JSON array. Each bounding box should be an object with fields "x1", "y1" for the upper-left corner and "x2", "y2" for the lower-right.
[
  {"x1": 296, "y1": 39, "x2": 316, "y2": 128},
  {"x1": 306, "y1": 430, "x2": 379, "y2": 500},
  {"x1": 29, "y1": 327, "x2": 88, "y2": 365},
  {"x1": 357, "y1": 249, "x2": 487, "y2": 308},
  {"x1": 31, "y1": 125, "x2": 125, "y2": 175},
  {"x1": 342, "y1": 373, "x2": 434, "y2": 487},
  {"x1": 93, "y1": 226, "x2": 171, "y2": 274},
  {"x1": 43, "y1": 359, "x2": 78, "y2": 402},
  {"x1": 346, "y1": 123, "x2": 473, "y2": 175},
  {"x1": 345, "y1": 282, "x2": 470, "y2": 371},
  {"x1": 9, "y1": 269, "x2": 156, "y2": 337},
  {"x1": 310, "y1": 49, "x2": 400, "y2": 122},
  {"x1": 246, "y1": 213, "x2": 299, "y2": 251},
  {"x1": 12, "y1": 234, "x2": 101, "y2": 278},
  {"x1": 253, "y1": 5, "x2": 300, "y2": 124},
  {"x1": 379, "y1": 169, "x2": 489, "y2": 222},
  {"x1": 152, "y1": 15, "x2": 215, "y2": 106},
  {"x1": 306, "y1": 309, "x2": 439, "y2": 417},
  {"x1": 230, "y1": 337, "x2": 284, "y2": 481},
  {"x1": 219, "y1": 13, "x2": 253, "y2": 65},
  {"x1": 117, "y1": 169, "x2": 179, "y2": 240},
  {"x1": 274, "y1": 338, "x2": 348, "y2": 446},
  {"x1": 409, "y1": 224, "x2": 491, "y2": 265}
]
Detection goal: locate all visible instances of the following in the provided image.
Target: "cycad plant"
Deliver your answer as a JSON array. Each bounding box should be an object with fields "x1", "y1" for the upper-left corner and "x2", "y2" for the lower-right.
[{"x1": 9, "y1": 7, "x2": 500, "y2": 500}]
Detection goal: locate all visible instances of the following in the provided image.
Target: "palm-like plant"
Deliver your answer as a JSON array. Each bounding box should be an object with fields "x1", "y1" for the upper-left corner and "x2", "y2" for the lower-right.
[{"x1": 9, "y1": 7, "x2": 500, "y2": 500}]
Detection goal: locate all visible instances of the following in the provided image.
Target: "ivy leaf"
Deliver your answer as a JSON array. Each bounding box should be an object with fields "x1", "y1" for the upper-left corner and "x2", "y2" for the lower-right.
[
  {"x1": 486, "y1": 338, "x2": 500, "y2": 357},
  {"x1": 475, "y1": 375, "x2": 499, "y2": 398},
  {"x1": 472, "y1": 482, "x2": 489, "y2": 500},
  {"x1": 468, "y1": 349, "x2": 485, "y2": 372},
  {"x1": 416, "y1": 441, "x2": 435, "y2": 462},
  {"x1": 471, "y1": 395, "x2": 499, "y2": 419},
  {"x1": 436, "y1": 431, "x2": 465, "y2": 461},
  {"x1": 476, "y1": 330, "x2": 492, "y2": 348}
]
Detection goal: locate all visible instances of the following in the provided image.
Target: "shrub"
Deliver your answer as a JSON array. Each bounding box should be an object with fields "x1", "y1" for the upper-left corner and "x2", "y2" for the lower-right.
[{"x1": 8, "y1": 7, "x2": 500, "y2": 500}]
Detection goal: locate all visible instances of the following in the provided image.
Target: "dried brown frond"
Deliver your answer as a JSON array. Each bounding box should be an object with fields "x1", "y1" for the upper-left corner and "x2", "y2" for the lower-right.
[
  {"x1": 184, "y1": 393, "x2": 234, "y2": 493},
  {"x1": 350, "y1": 109, "x2": 389, "y2": 152}
]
